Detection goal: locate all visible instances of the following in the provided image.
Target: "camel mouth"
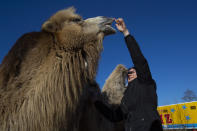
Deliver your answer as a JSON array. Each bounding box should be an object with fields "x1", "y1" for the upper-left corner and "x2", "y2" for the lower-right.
[
  {"x1": 84, "y1": 16, "x2": 116, "y2": 36},
  {"x1": 103, "y1": 24, "x2": 116, "y2": 36},
  {"x1": 100, "y1": 17, "x2": 116, "y2": 36}
]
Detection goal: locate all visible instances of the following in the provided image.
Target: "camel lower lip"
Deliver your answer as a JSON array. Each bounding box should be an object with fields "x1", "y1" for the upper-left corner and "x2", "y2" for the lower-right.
[{"x1": 103, "y1": 25, "x2": 116, "y2": 35}]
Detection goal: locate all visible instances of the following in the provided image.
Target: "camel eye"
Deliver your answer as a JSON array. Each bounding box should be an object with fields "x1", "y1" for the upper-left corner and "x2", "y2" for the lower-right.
[{"x1": 72, "y1": 18, "x2": 82, "y2": 22}]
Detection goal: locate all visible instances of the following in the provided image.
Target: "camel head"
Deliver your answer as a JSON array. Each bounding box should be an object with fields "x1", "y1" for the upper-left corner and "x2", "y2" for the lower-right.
[{"x1": 41, "y1": 7, "x2": 116, "y2": 49}]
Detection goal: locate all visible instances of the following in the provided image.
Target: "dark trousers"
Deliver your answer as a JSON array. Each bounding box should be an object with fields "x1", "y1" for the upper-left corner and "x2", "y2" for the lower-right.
[{"x1": 149, "y1": 120, "x2": 163, "y2": 131}]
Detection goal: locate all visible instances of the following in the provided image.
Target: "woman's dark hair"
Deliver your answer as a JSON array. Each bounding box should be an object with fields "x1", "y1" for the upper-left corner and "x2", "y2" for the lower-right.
[
  {"x1": 128, "y1": 67, "x2": 136, "y2": 72},
  {"x1": 128, "y1": 67, "x2": 136, "y2": 74}
]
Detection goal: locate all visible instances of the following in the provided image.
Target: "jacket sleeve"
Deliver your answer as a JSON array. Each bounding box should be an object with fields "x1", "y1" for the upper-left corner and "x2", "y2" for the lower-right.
[
  {"x1": 125, "y1": 35, "x2": 153, "y2": 82},
  {"x1": 94, "y1": 101, "x2": 124, "y2": 122}
]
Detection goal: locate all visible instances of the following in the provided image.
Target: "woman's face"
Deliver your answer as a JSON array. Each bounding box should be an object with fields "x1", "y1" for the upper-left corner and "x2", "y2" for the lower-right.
[{"x1": 128, "y1": 68, "x2": 137, "y2": 82}]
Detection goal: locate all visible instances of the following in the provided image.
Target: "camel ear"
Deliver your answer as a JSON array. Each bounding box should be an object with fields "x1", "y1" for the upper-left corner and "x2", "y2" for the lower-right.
[
  {"x1": 67, "y1": 6, "x2": 76, "y2": 13},
  {"x1": 42, "y1": 21, "x2": 57, "y2": 32}
]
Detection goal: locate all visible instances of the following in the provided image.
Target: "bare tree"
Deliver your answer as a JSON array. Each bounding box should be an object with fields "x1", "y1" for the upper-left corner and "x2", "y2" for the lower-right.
[{"x1": 182, "y1": 89, "x2": 197, "y2": 102}]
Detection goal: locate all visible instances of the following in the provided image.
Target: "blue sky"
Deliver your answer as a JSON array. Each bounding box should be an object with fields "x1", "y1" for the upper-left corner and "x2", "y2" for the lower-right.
[{"x1": 0, "y1": 0, "x2": 197, "y2": 106}]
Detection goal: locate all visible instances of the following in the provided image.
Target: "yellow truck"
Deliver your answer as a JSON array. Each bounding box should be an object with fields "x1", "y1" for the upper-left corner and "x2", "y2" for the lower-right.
[{"x1": 158, "y1": 101, "x2": 197, "y2": 130}]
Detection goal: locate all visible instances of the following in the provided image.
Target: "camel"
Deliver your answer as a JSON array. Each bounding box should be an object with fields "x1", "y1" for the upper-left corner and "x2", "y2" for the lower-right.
[{"x1": 0, "y1": 7, "x2": 127, "y2": 131}]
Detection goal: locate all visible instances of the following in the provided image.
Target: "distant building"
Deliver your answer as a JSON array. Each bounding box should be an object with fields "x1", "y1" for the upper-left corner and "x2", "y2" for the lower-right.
[{"x1": 158, "y1": 101, "x2": 197, "y2": 130}]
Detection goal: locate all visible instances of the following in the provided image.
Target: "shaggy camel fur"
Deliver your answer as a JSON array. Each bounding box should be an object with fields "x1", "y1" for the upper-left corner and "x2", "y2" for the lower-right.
[
  {"x1": 102, "y1": 64, "x2": 128, "y2": 106},
  {"x1": 102, "y1": 64, "x2": 128, "y2": 131},
  {"x1": 79, "y1": 64, "x2": 128, "y2": 131},
  {"x1": 0, "y1": 7, "x2": 117, "y2": 131}
]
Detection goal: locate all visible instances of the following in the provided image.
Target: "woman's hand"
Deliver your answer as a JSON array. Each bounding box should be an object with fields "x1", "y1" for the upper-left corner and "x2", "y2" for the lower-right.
[{"x1": 115, "y1": 18, "x2": 130, "y2": 36}]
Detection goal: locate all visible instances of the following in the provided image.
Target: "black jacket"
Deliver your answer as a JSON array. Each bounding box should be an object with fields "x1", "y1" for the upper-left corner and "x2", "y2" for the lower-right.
[{"x1": 95, "y1": 35, "x2": 163, "y2": 131}]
